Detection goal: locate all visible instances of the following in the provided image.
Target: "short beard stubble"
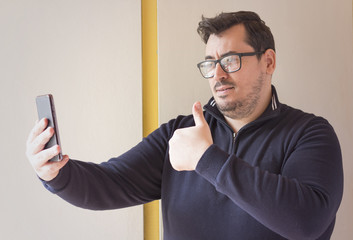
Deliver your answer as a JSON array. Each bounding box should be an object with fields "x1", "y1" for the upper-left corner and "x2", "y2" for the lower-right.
[{"x1": 216, "y1": 73, "x2": 266, "y2": 120}]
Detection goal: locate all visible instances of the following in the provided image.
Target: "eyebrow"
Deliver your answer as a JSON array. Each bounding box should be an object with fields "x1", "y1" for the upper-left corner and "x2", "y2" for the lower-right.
[{"x1": 205, "y1": 51, "x2": 238, "y2": 60}]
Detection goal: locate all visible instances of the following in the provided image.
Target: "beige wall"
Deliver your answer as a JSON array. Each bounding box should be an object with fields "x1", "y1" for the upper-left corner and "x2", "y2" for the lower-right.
[
  {"x1": 0, "y1": 1, "x2": 142, "y2": 239},
  {"x1": 158, "y1": 0, "x2": 353, "y2": 239}
]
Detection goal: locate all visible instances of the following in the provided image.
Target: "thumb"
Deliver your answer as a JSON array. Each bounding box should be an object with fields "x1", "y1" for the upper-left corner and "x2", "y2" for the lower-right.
[{"x1": 192, "y1": 101, "x2": 207, "y2": 126}]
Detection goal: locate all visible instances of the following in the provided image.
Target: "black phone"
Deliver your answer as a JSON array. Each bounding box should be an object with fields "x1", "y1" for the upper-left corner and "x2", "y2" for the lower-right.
[{"x1": 36, "y1": 94, "x2": 62, "y2": 162}]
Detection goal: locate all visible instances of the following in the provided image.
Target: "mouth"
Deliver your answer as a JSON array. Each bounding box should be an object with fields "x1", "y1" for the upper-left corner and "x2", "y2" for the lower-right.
[
  {"x1": 216, "y1": 86, "x2": 234, "y2": 91},
  {"x1": 215, "y1": 86, "x2": 235, "y2": 94},
  {"x1": 213, "y1": 81, "x2": 236, "y2": 97}
]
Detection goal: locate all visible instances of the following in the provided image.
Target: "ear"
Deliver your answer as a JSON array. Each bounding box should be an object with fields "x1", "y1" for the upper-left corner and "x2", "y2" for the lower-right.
[{"x1": 263, "y1": 49, "x2": 276, "y2": 75}]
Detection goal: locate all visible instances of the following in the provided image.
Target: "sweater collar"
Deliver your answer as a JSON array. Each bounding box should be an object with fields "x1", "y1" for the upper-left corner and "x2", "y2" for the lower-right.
[{"x1": 203, "y1": 85, "x2": 281, "y2": 124}]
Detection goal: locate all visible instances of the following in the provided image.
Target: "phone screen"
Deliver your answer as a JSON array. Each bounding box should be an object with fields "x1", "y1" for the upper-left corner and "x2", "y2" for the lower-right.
[{"x1": 36, "y1": 94, "x2": 62, "y2": 162}]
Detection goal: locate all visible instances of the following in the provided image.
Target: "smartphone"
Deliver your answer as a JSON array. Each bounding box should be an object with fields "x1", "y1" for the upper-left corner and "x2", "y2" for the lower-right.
[{"x1": 36, "y1": 94, "x2": 62, "y2": 162}]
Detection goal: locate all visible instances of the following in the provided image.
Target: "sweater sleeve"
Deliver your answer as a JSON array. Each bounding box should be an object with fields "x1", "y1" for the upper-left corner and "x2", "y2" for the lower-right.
[
  {"x1": 42, "y1": 123, "x2": 170, "y2": 210},
  {"x1": 195, "y1": 117, "x2": 343, "y2": 240}
]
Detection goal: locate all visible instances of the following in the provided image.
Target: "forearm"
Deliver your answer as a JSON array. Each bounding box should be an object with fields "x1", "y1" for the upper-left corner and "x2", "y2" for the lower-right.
[
  {"x1": 196, "y1": 143, "x2": 343, "y2": 239},
  {"x1": 42, "y1": 159, "x2": 151, "y2": 210},
  {"x1": 42, "y1": 142, "x2": 167, "y2": 210},
  {"x1": 41, "y1": 120, "x2": 174, "y2": 210}
]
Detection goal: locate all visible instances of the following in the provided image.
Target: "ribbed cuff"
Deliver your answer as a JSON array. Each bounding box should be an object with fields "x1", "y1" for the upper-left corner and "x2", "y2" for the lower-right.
[
  {"x1": 41, "y1": 161, "x2": 71, "y2": 194},
  {"x1": 195, "y1": 144, "x2": 229, "y2": 186}
]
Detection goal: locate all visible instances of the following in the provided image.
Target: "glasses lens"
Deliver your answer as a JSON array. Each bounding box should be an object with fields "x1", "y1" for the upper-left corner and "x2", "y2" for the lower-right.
[
  {"x1": 199, "y1": 61, "x2": 215, "y2": 78},
  {"x1": 220, "y1": 55, "x2": 240, "y2": 73}
]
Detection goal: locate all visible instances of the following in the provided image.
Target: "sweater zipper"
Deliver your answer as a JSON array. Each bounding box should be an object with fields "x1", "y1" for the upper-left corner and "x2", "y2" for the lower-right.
[
  {"x1": 204, "y1": 106, "x2": 277, "y2": 153},
  {"x1": 204, "y1": 107, "x2": 238, "y2": 153},
  {"x1": 232, "y1": 132, "x2": 237, "y2": 153}
]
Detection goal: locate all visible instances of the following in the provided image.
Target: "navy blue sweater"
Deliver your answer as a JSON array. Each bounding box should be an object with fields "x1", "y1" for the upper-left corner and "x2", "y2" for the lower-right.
[{"x1": 44, "y1": 87, "x2": 343, "y2": 239}]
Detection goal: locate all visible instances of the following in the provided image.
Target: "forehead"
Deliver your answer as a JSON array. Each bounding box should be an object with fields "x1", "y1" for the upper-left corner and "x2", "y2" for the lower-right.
[{"x1": 205, "y1": 24, "x2": 253, "y2": 57}]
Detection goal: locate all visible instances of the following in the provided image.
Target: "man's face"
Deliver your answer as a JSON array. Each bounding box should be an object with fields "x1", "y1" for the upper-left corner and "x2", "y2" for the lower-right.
[{"x1": 205, "y1": 24, "x2": 271, "y2": 120}]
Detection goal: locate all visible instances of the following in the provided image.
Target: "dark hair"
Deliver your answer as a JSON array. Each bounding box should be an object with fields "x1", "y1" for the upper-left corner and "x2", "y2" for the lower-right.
[{"x1": 197, "y1": 11, "x2": 275, "y2": 58}]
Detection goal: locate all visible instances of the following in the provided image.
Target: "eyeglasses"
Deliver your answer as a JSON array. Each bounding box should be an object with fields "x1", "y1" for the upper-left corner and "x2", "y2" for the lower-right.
[{"x1": 196, "y1": 51, "x2": 265, "y2": 79}]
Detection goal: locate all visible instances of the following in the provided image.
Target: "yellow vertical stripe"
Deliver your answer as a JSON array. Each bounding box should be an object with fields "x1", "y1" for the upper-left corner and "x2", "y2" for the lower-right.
[{"x1": 142, "y1": 0, "x2": 159, "y2": 239}]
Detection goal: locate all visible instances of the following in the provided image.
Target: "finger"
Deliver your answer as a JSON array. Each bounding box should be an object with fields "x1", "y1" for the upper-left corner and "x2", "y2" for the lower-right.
[
  {"x1": 43, "y1": 154, "x2": 70, "y2": 172},
  {"x1": 30, "y1": 126, "x2": 55, "y2": 155},
  {"x1": 36, "y1": 154, "x2": 70, "y2": 182},
  {"x1": 59, "y1": 155, "x2": 70, "y2": 167},
  {"x1": 31, "y1": 144, "x2": 61, "y2": 168},
  {"x1": 26, "y1": 125, "x2": 53, "y2": 158},
  {"x1": 192, "y1": 101, "x2": 207, "y2": 127},
  {"x1": 27, "y1": 118, "x2": 48, "y2": 145}
]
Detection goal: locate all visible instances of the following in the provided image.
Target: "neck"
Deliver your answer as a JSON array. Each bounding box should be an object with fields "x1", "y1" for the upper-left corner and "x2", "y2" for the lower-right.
[{"x1": 225, "y1": 87, "x2": 272, "y2": 133}]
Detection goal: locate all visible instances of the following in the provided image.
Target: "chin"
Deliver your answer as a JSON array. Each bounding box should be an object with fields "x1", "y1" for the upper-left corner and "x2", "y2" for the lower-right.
[{"x1": 215, "y1": 95, "x2": 236, "y2": 105}]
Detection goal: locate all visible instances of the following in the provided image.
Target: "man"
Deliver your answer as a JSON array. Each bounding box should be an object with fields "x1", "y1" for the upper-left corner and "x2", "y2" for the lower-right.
[{"x1": 26, "y1": 11, "x2": 343, "y2": 239}]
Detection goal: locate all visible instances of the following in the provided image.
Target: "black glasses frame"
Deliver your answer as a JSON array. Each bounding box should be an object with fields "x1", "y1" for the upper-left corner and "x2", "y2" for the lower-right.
[{"x1": 197, "y1": 51, "x2": 266, "y2": 79}]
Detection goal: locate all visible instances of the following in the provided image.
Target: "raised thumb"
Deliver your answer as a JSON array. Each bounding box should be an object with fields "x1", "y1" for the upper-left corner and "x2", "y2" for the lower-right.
[{"x1": 192, "y1": 101, "x2": 207, "y2": 126}]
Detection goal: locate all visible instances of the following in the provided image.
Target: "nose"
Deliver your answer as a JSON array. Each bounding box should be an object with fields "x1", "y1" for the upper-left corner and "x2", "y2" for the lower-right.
[{"x1": 213, "y1": 62, "x2": 228, "y2": 81}]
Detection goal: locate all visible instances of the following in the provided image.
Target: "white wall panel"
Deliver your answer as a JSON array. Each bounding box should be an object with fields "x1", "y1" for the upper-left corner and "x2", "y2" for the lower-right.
[{"x1": 0, "y1": 1, "x2": 142, "y2": 239}]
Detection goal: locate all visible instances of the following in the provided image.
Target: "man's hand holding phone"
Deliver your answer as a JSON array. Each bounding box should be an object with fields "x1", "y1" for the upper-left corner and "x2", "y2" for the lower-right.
[
  {"x1": 26, "y1": 94, "x2": 69, "y2": 181},
  {"x1": 26, "y1": 118, "x2": 69, "y2": 181}
]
